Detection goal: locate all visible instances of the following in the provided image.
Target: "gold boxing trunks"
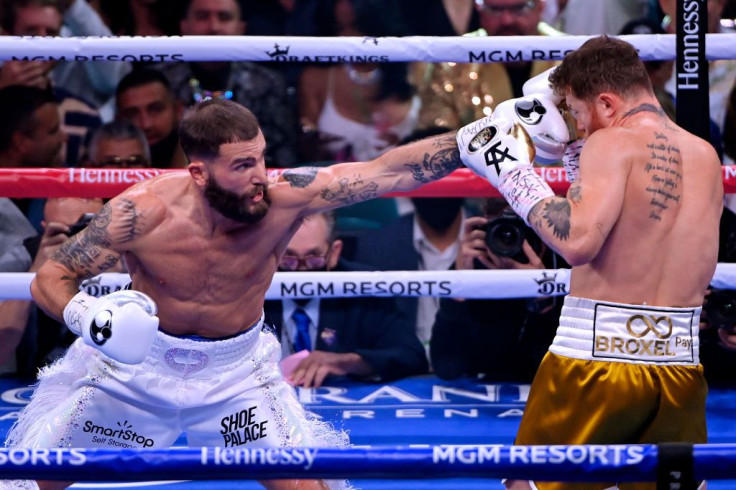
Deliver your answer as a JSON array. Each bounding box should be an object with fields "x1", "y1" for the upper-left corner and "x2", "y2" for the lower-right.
[{"x1": 513, "y1": 296, "x2": 707, "y2": 490}]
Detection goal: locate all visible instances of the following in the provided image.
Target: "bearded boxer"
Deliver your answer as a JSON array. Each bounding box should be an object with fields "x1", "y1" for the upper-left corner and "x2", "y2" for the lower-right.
[
  {"x1": 4, "y1": 98, "x2": 478, "y2": 490},
  {"x1": 459, "y1": 35, "x2": 722, "y2": 490}
]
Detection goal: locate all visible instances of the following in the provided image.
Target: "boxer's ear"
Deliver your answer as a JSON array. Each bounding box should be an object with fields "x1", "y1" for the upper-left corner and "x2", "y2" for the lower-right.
[{"x1": 188, "y1": 160, "x2": 208, "y2": 187}]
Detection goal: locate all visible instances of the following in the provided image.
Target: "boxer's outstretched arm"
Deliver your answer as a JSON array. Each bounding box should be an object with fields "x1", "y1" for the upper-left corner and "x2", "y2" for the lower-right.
[
  {"x1": 527, "y1": 130, "x2": 628, "y2": 266},
  {"x1": 284, "y1": 130, "x2": 462, "y2": 214},
  {"x1": 31, "y1": 192, "x2": 162, "y2": 322}
]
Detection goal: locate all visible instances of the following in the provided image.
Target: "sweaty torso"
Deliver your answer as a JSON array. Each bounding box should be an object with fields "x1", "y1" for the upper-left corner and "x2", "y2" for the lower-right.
[
  {"x1": 570, "y1": 115, "x2": 723, "y2": 307},
  {"x1": 120, "y1": 174, "x2": 303, "y2": 337}
]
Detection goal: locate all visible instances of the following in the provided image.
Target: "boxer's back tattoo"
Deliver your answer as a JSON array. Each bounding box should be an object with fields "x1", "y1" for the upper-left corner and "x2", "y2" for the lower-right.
[
  {"x1": 283, "y1": 167, "x2": 319, "y2": 188},
  {"x1": 644, "y1": 131, "x2": 681, "y2": 222}
]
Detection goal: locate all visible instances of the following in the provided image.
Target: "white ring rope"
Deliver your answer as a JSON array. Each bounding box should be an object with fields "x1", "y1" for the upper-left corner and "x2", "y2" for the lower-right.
[
  {"x1": 4, "y1": 34, "x2": 736, "y2": 63},
  {"x1": 2, "y1": 265, "x2": 736, "y2": 300}
]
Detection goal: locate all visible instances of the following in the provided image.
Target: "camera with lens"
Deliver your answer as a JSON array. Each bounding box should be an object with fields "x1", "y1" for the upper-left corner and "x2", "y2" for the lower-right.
[
  {"x1": 704, "y1": 289, "x2": 736, "y2": 334},
  {"x1": 483, "y1": 208, "x2": 543, "y2": 265},
  {"x1": 67, "y1": 213, "x2": 96, "y2": 236}
]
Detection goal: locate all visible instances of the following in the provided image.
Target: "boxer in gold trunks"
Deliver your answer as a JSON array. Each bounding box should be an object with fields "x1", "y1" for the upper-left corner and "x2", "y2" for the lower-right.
[{"x1": 456, "y1": 36, "x2": 723, "y2": 489}]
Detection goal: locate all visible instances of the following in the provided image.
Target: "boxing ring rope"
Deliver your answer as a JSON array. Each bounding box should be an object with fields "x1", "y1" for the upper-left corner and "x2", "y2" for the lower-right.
[
  {"x1": 3, "y1": 166, "x2": 736, "y2": 198},
  {"x1": 2, "y1": 33, "x2": 736, "y2": 62},
  {"x1": 2, "y1": 265, "x2": 736, "y2": 301},
  {"x1": 4, "y1": 33, "x2": 736, "y2": 487},
  {"x1": 0, "y1": 443, "x2": 731, "y2": 482}
]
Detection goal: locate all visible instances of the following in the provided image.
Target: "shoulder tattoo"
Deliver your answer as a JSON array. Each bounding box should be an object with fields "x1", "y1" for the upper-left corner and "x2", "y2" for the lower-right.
[{"x1": 283, "y1": 166, "x2": 319, "y2": 188}]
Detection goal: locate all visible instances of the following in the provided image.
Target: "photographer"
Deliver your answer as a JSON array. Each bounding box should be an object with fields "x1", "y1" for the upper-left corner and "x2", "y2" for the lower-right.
[
  {"x1": 430, "y1": 198, "x2": 566, "y2": 382},
  {"x1": 698, "y1": 203, "x2": 736, "y2": 385}
]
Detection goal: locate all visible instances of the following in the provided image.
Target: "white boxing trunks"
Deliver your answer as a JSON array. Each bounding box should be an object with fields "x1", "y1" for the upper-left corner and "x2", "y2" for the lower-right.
[
  {"x1": 3, "y1": 316, "x2": 350, "y2": 489},
  {"x1": 549, "y1": 296, "x2": 700, "y2": 365}
]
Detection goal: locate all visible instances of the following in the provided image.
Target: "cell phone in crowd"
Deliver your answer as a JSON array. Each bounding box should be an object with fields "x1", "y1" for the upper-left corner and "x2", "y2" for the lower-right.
[{"x1": 67, "y1": 213, "x2": 96, "y2": 236}]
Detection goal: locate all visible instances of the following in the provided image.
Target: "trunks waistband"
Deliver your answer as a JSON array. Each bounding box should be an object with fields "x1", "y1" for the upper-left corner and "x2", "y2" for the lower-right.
[
  {"x1": 549, "y1": 296, "x2": 700, "y2": 365},
  {"x1": 147, "y1": 313, "x2": 266, "y2": 375}
]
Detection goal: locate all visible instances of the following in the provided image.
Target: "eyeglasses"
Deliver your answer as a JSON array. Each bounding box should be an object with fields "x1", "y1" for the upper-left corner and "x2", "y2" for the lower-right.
[
  {"x1": 189, "y1": 78, "x2": 234, "y2": 104},
  {"x1": 279, "y1": 247, "x2": 331, "y2": 271},
  {"x1": 476, "y1": 0, "x2": 537, "y2": 16},
  {"x1": 92, "y1": 155, "x2": 150, "y2": 168}
]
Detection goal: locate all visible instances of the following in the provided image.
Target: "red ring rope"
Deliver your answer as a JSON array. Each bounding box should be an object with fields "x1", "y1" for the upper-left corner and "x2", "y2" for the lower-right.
[{"x1": 0, "y1": 167, "x2": 734, "y2": 198}]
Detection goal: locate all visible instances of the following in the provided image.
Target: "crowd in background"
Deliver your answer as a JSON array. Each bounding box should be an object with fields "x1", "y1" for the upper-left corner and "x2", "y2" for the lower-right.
[{"x1": 2, "y1": 0, "x2": 736, "y2": 388}]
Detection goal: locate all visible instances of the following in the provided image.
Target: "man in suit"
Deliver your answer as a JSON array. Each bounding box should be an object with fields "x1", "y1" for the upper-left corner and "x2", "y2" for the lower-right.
[{"x1": 264, "y1": 210, "x2": 428, "y2": 388}]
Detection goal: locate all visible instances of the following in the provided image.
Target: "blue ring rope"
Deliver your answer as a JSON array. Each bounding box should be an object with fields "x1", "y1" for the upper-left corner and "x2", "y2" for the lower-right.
[{"x1": 0, "y1": 444, "x2": 724, "y2": 482}]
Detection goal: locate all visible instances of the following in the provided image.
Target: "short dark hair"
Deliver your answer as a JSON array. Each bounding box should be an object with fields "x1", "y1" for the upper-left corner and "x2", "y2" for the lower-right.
[
  {"x1": 1, "y1": 0, "x2": 61, "y2": 34},
  {"x1": 549, "y1": 35, "x2": 653, "y2": 101},
  {"x1": 88, "y1": 120, "x2": 151, "y2": 163},
  {"x1": 0, "y1": 86, "x2": 56, "y2": 153},
  {"x1": 179, "y1": 99, "x2": 261, "y2": 161},
  {"x1": 115, "y1": 68, "x2": 173, "y2": 100}
]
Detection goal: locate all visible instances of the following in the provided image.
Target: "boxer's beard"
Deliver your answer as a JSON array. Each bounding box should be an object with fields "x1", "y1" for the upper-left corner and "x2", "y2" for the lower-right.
[{"x1": 204, "y1": 175, "x2": 271, "y2": 224}]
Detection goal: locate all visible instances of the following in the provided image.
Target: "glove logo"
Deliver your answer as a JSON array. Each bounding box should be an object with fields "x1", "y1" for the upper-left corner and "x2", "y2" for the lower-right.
[
  {"x1": 90, "y1": 310, "x2": 113, "y2": 346},
  {"x1": 515, "y1": 98, "x2": 547, "y2": 126},
  {"x1": 484, "y1": 142, "x2": 518, "y2": 175},
  {"x1": 468, "y1": 125, "x2": 498, "y2": 152}
]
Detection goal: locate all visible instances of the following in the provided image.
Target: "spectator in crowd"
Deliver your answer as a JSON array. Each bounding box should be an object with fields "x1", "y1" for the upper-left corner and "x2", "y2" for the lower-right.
[
  {"x1": 398, "y1": 0, "x2": 480, "y2": 36},
  {"x1": 0, "y1": 86, "x2": 67, "y2": 170},
  {"x1": 698, "y1": 202, "x2": 736, "y2": 386},
  {"x1": 0, "y1": 198, "x2": 39, "y2": 374},
  {"x1": 560, "y1": 0, "x2": 648, "y2": 35},
  {"x1": 0, "y1": 85, "x2": 68, "y2": 232},
  {"x1": 430, "y1": 198, "x2": 564, "y2": 382},
  {"x1": 115, "y1": 69, "x2": 187, "y2": 168},
  {"x1": 53, "y1": 0, "x2": 133, "y2": 121},
  {"x1": 725, "y1": 81, "x2": 736, "y2": 164},
  {"x1": 298, "y1": 0, "x2": 420, "y2": 164},
  {"x1": 94, "y1": 0, "x2": 180, "y2": 37},
  {"x1": 13, "y1": 197, "x2": 107, "y2": 378},
  {"x1": 82, "y1": 120, "x2": 151, "y2": 169},
  {"x1": 352, "y1": 128, "x2": 468, "y2": 362},
  {"x1": 264, "y1": 210, "x2": 428, "y2": 387},
  {"x1": 0, "y1": 0, "x2": 102, "y2": 166},
  {"x1": 154, "y1": 0, "x2": 298, "y2": 166},
  {"x1": 413, "y1": 0, "x2": 563, "y2": 130}
]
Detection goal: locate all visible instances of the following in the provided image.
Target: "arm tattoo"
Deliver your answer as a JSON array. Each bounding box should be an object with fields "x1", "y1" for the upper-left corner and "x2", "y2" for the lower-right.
[
  {"x1": 404, "y1": 133, "x2": 462, "y2": 184},
  {"x1": 540, "y1": 198, "x2": 571, "y2": 240},
  {"x1": 117, "y1": 198, "x2": 140, "y2": 242},
  {"x1": 283, "y1": 166, "x2": 319, "y2": 188},
  {"x1": 51, "y1": 200, "x2": 133, "y2": 280},
  {"x1": 320, "y1": 174, "x2": 379, "y2": 205},
  {"x1": 568, "y1": 179, "x2": 583, "y2": 203}
]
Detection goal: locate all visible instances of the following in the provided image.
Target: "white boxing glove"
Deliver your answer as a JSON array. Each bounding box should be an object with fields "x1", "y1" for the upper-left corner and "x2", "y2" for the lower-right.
[
  {"x1": 457, "y1": 115, "x2": 554, "y2": 224},
  {"x1": 63, "y1": 290, "x2": 159, "y2": 364},
  {"x1": 493, "y1": 94, "x2": 569, "y2": 165},
  {"x1": 522, "y1": 67, "x2": 562, "y2": 104}
]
